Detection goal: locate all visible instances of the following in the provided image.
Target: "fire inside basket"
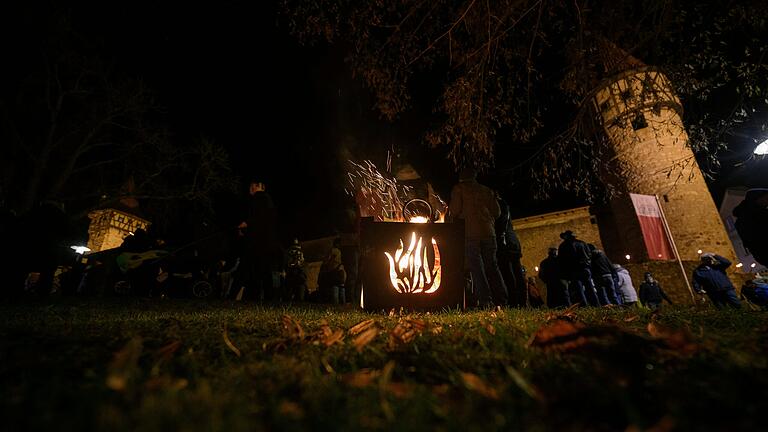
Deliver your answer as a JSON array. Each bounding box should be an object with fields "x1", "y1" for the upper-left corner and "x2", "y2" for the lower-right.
[{"x1": 360, "y1": 200, "x2": 464, "y2": 311}]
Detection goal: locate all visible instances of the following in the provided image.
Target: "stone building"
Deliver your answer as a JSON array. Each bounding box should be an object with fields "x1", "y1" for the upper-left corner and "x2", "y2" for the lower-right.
[
  {"x1": 515, "y1": 41, "x2": 739, "y2": 303},
  {"x1": 87, "y1": 208, "x2": 150, "y2": 252}
]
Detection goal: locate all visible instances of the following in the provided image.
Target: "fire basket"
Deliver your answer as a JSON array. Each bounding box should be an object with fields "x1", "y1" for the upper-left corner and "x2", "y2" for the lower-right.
[{"x1": 359, "y1": 200, "x2": 465, "y2": 311}]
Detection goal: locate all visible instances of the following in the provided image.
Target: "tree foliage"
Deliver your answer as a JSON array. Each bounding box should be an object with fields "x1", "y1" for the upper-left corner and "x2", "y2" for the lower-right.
[
  {"x1": 279, "y1": 0, "x2": 768, "y2": 200},
  {"x1": 0, "y1": 17, "x2": 235, "y2": 218}
]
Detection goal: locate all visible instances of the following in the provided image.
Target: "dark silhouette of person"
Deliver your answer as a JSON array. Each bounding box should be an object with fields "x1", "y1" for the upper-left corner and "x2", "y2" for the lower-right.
[
  {"x1": 448, "y1": 167, "x2": 507, "y2": 308},
  {"x1": 732, "y1": 188, "x2": 768, "y2": 267},
  {"x1": 639, "y1": 272, "x2": 673, "y2": 310},
  {"x1": 235, "y1": 180, "x2": 277, "y2": 301},
  {"x1": 539, "y1": 247, "x2": 570, "y2": 308},
  {"x1": 496, "y1": 195, "x2": 526, "y2": 307},
  {"x1": 558, "y1": 230, "x2": 599, "y2": 306}
]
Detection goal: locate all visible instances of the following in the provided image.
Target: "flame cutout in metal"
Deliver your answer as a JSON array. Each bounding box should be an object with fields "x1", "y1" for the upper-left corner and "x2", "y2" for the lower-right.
[{"x1": 384, "y1": 232, "x2": 441, "y2": 294}]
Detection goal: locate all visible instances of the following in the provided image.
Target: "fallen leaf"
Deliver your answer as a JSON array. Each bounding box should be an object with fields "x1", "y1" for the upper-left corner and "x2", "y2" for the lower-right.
[
  {"x1": 528, "y1": 318, "x2": 590, "y2": 351},
  {"x1": 106, "y1": 336, "x2": 143, "y2": 391},
  {"x1": 623, "y1": 315, "x2": 640, "y2": 322},
  {"x1": 647, "y1": 321, "x2": 699, "y2": 356},
  {"x1": 316, "y1": 320, "x2": 345, "y2": 346},
  {"x1": 222, "y1": 325, "x2": 241, "y2": 357},
  {"x1": 342, "y1": 369, "x2": 380, "y2": 387},
  {"x1": 485, "y1": 322, "x2": 496, "y2": 335},
  {"x1": 460, "y1": 372, "x2": 499, "y2": 400},
  {"x1": 282, "y1": 315, "x2": 305, "y2": 341},
  {"x1": 354, "y1": 326, "x2": 380, "y2": 352},
  {"x1": 349, "y1": 319, "x2": 376, "y2": 336},
  {"x1": 431, "y1": 325, "x2": 443, "y2": 335},
  {"x1": 155, "y1": 340, "x2": 182, "y2": 362}
]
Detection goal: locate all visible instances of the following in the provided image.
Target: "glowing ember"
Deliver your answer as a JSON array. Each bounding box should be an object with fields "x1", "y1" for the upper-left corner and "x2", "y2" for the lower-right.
[
  {"x1": 384, "y1": 232, "x2": 442, "y2": 294},
  {"x1": 409, "y1": 216, "x2": 429, "y2": 223}
]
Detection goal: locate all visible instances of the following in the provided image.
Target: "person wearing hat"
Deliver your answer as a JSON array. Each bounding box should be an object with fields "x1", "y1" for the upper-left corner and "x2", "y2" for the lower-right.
[
  {"x1": 638, "y1": 272, "x2": 673, "y2": 310},
  {"x1": 692, "y1": 253, "x2": 741, "y2": 309},
  {"x1": 448, "y1": 167, "x2": 507, "y2": 307},
  {"x1": 557, "y1": 230, "x2": 599, "y2": 306},
  {"x1": 732, "y1": 188, "x2": 768, "y2": 267}
]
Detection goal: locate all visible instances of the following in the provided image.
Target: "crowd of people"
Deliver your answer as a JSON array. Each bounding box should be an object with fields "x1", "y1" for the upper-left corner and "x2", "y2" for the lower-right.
[{"x1": 3, "y1": 173, "x2": 765, "y2": 311}]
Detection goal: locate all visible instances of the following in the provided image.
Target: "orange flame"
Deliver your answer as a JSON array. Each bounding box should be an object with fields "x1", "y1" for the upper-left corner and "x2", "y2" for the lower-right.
[{"x1": 384, "y1": 232, "x2": 441, "y2": 294}]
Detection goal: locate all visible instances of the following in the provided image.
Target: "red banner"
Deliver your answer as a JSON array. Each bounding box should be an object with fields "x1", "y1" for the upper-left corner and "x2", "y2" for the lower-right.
[{"x1": 630, "y1": 193, "x2": 674, "y2": 260}]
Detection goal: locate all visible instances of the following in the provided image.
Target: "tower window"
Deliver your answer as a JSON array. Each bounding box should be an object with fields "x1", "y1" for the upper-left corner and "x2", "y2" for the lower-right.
[
  {"x1": 631, "y1": 113, "x2": 648, "y2": 130},
  {"x1": 663, "y1": 194, "x2": 669, "y2": 202}
]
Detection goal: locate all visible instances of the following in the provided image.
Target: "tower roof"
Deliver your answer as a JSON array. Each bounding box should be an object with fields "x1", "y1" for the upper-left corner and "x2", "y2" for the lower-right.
[{"x1": 595, "y1": 38, "x2": 646, "y2": 77}]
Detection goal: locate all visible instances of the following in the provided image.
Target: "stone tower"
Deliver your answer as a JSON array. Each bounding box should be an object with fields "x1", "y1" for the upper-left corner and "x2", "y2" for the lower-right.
[{"x1": 590, "y1": 41, "x2": 736, "y2": 299}]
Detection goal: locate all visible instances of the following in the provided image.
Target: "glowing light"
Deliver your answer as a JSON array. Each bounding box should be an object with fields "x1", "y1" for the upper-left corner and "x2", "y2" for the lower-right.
[
  {"x1": 736, "y1": 263, "x2": 744, "y2": 268},
  {"x1": 697, "y1": 249, "x2": 703, "y2": 254},
  {"x1": 625, "y1": 254, "x2": 631, "y2": 260},
  {"x1": 534, "y1": 266, "x2": 539, "y2": 272},
  {"x1": 751, "y1": 263, "x2": 757, "y2": 268},
  {"x1": 384, "y1": 232, "x2": 441, "y2": 294},
  {"x1": 409, "y1": 216, "x2": 429, "y2": 223},
  {"x1": 755, "y1": 139, "x2": 768, "y2": 155},
  {"x1": 657, "y1": 254, "x2": 663, "y2": 258},
  {"x1": 70, "y1": 245, "x2": 91, "y2": 255}
]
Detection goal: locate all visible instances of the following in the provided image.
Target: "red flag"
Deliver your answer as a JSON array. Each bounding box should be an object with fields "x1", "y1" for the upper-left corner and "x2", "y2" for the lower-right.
[{"x1": 629, "y1": 194, "x2": 674, "y2": 260}]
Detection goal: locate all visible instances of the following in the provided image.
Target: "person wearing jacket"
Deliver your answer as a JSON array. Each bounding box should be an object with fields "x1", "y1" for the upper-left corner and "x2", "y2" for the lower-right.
[
  {"x1": 589, "y1": 244, "x2": 620, "y2": 305},
  {"x1": 692, "y1": 253, "x2": 741, "y2": 309},
  {"x1": 639, "y1": 272, "x2": 673, "y2": 310},
  {"x1": 448, "y1": 167, "x2": 507, "y2": 308},
  {"x1": 612, "y1": 264, "x2": 638, "y2": 306},
  {"x1": 558, "y1": 230, "x2": 599, "y2": 307}
]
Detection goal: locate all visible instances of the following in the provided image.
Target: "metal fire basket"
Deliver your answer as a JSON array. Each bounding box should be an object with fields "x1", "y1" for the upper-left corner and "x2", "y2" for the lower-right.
[{"x1": 359, "y1": 200, "x2": 465, "y2": 311}]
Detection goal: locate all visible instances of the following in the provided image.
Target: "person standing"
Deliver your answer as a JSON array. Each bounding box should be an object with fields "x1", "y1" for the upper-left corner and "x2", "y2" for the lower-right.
[
  {"x1": 496, "y1": 195, "x2": 526, "y2": 307},
  {"x1": 448, "y1": 167, "x2": 507, "y2": 308},
  {"x1": 285, "y1": 238, "x2": 307, "y2": 302},
  {"x1": 638, "y1": 272, "x2": 673, "y2": 310},
  {"x1": 236, "y1": 180, "x2": 277, "y2": 301},
  {"x1": 557, "y1": 231, "x2": 599, "y2": 306},
  {"x1": 539, "y1": 247, "x2": 570, "y2": 308},
  {"x1": 692, "y1": 253, "x2": 742, "y2": 309},
  {"x1": 613, "y1": 264, "x2": 638, "y2": 306},
  {"x1": 589, "y1": 244, "x2": 620, "y2": 305}
]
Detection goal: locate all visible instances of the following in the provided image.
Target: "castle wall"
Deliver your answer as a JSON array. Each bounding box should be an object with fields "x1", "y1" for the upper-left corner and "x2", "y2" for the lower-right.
[{"x1": 512, "y1": 206, "x2": 603, "y2": 277}]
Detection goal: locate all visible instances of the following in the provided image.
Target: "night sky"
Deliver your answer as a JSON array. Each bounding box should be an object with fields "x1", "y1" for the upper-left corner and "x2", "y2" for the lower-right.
[{"x1": 3, "y1": 1, "x2": 766, "y2": 241}]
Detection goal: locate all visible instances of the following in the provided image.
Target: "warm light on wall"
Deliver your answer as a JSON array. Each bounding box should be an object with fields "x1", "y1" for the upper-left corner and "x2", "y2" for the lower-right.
[
  {"x1": 736, "y1": 263, "x2": 744, "y2": 268},
  {"x1": 534, "y1": 266, "x2": 539, "y2": 272},
  {"x1": 697, "y1": 249, "x2": 703, "y2": 255}
]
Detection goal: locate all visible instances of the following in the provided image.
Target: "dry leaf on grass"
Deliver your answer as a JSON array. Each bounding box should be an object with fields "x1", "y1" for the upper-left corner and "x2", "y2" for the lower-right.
[
  {"x1": 388, "y1": 317, "x2": 427, "y2": 350},
  {"x1": 484, "y1": 322, "x2": 496, "y2": 336},
  {"x1": 349, "y1": 319, "x2": 376, "y2": 335},
  {"x1": 282, "y1": 315, "x2": 305, "y2": 341},
  {"x1": 222, "y1": 325, "x2": 241, "y2": 357},
  {"x1": 528, "y1": 318, "x2": 590, "y2": 352},
  {"x1": 460, "y1": 372, "x2": 499, "y2": 400},
  {"x1": 647, "y1": 321, "x2": 699, "y2": 356},
  {"x1": 353, "y1": 327, "x2": 380, "y2": 352},
  {"x1": 106, "y1": 336, "x2": 143, "y2": 391},
  {"x1": 343, "y1": 369, "x2": 381, "y2": 387},
  {"x1": 316, "y1": 320, "x2": 345, "y2": 347},
  {"x1": 624, "y1": 315, "x2": 640, "y2": 322},
  {"x1": 431, "y1": 325, "x2": 444, "y2": 335}
]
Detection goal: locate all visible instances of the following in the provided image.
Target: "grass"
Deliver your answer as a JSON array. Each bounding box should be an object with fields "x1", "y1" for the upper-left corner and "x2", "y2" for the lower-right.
[{"x1": 1, "y1": 298, "x2": 767, "y2": 431}]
